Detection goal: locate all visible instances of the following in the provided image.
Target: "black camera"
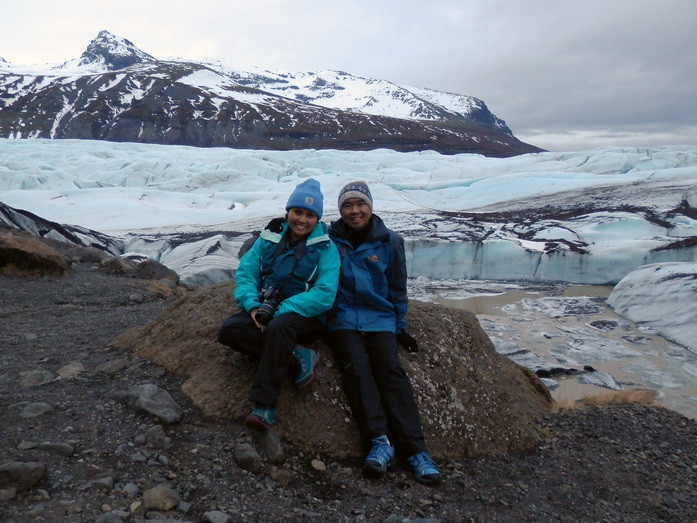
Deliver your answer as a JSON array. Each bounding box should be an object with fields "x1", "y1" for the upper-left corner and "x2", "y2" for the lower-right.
[{"x1": 255, "y1": 287, "x2": 282, "y2": 326}]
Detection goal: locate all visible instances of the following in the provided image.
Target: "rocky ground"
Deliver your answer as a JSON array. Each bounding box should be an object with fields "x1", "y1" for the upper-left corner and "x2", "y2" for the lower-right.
[{"x1": 2, "y1": 263, "x2": 697, "y2": 522}]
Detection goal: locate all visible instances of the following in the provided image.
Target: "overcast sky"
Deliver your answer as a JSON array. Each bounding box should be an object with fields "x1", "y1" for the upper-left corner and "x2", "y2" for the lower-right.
[{"x1": 1, "y1": 0, "x2": 696, "y2": 151}]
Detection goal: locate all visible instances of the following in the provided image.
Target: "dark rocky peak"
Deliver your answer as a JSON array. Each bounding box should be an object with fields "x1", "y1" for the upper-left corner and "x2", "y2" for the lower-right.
[{"x1": 78, "y1": 30, "x2": 156, "y2": 71}]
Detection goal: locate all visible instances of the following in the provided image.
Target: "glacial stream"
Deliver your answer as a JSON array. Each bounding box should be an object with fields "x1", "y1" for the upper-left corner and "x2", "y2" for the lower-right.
[{"x1": 410, "y1": 279, "x2": 697, "y2": 420}]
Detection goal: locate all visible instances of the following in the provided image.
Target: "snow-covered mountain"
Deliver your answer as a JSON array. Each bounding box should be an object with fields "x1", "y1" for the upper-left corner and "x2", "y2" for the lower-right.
[
  {"x1": 0, "y1": 31, "x2": 540, "y2": 157},
  {"x1": 59, "y1": 31, "x2": 156, "y2": 72}
]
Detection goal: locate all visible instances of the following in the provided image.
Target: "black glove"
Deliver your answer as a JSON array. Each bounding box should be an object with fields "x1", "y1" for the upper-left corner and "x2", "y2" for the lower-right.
[
  {"x1": 397, "y1": 332, "x2": 419, "y2": 353},
  {"x1": 265, "y1": 217, "x2": 285, "y2": 233}
]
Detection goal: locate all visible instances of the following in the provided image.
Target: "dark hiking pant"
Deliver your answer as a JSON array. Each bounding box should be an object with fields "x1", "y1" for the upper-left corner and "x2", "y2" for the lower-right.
[
  {"x1": 328, "y1": 330, "x2": 426, "y2": 457},
  {"x1": 218, "y1": 311, "x2": 322, "y2": 408}
]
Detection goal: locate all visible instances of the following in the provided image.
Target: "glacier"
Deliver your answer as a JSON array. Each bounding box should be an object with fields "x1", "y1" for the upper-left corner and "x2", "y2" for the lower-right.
[
  {"x1": 1, "y1": 139, "x2": 695, "y2": 287},
  {"x1": 607, "y1": 263, "x2": 697, "y2": 352}
]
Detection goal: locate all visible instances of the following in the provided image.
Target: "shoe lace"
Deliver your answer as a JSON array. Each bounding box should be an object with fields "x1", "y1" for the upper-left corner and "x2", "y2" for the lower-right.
[
  {"x1": 254, "y1": 407, "x2": 274, "y2": 422},
  {"x1": 366, "y1": 437, "x2": 393, "y2": 464},
  {"x1": 295, "y1": 347, "x2": 313, "y2": 373},
  {"x1": 409, "y1": 452, "x2": 438, "y2": 474},
  {"x1": 298, "y1": 355, "x2": 311, "y2": 373}
]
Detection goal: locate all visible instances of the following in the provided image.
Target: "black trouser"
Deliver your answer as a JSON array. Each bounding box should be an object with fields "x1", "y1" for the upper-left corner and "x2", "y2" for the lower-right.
[
  {"x1": 218, "y1": 311, "x2": 322, "y2": 408},
  {"x1": 328, "y1": 330, "x2": 426, "y2": 457}
]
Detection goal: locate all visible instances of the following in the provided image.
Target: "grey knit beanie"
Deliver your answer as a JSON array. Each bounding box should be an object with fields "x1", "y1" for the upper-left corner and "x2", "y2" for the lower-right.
[{"x1": 337, "y1": 181, "x2": 373, "y2": 211}]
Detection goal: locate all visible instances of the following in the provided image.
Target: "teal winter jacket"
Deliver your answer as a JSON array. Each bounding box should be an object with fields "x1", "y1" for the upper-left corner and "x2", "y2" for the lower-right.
[
  {"x1": 234, "y1": 221, "x2": 340, "y2": 321},
  {"x1": 327, "y1": 215, "x2": 408, "y2": 334}
]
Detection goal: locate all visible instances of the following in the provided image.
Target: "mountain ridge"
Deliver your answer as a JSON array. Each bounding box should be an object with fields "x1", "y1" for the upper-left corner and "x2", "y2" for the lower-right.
[{"x1": 0, "y1": 30, "x2": 542, "y2": 157}]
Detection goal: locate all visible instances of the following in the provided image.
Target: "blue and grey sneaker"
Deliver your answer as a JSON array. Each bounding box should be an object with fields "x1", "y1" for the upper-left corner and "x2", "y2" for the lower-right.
[
  {"x1": 245, "y1": 406, "x2": 275, "y2": 430},
  {"x1": 407, "y1": 451, "x2": 442, "y2": 485},
  {"x1": 362, "y1": 435, "x2": 395, "y2": 477},
  {"x1": 293, "y1": 346, "x2": 321, "y2": 388}
]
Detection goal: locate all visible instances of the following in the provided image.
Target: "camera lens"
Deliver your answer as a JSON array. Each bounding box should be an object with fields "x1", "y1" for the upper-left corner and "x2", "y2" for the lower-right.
[{"x1": 255, "y1": 302, "x2": 275, "y2": 325}]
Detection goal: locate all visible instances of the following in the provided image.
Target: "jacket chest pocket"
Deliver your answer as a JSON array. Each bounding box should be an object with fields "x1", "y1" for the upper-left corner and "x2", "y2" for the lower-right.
[
  {"x1": 260, "y1": 248, "x2": 319, "y2": 290},
  {"x1": 352, "y1": 250, "x2": 389, "y2": 289}
]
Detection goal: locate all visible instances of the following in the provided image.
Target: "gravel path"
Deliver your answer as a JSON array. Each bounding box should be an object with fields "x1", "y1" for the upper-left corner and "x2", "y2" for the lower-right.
[{"x1": 2, "y1": 264, "x2": 697, "y2": 522}]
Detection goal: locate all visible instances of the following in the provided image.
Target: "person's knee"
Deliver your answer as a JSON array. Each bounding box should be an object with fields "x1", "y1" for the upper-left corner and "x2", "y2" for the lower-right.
[
  {"x1": 338, "y1": 355, "x2": 373, "y2": 384},
  {"x1": 365, "y1": 334, "x2": 401, "y2": 367},
  {"x1": 367, "y1": 350, "x2": 407, "y2": 382},
  {"x1": 264, "y1": 313, "x2": 319, "y2": 343},
  {"x1": 338, "y1": 354, "x2": 376, "y2": 383},
  {"x1": 218, "y1": 325, "x2": 235, "y2": 347},
  {"x1": 263, "y1": 317, "x2": 294, "y2": 343},
  {"x1": 218, "y1": 316, "x2": 244, "y2": 346},
  {"x1": 384, "y1": 363, "x2": 409, "y2": 382},
  {"x1": 218, "y1": 312, "x2": 261, "y2": 354}
]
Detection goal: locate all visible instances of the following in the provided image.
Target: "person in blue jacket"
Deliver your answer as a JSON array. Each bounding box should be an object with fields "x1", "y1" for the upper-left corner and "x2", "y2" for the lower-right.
[
  {"x1": 326, "y1": 181, "x2": 442, "y2": 486},
  {"x1": 218, "y1": 178, "x2": 340, "y2": 430}
]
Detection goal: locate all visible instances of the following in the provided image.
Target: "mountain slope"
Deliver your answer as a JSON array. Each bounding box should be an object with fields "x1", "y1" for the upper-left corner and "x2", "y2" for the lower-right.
[{"x1": 0, "y1": 31, "x2": 541, "y2": 157}]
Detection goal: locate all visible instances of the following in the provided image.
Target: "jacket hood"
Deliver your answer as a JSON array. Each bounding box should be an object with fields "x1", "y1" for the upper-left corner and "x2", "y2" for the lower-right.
[{"x1": 261, "y1": 220, "x2": 330, "y2": 246}]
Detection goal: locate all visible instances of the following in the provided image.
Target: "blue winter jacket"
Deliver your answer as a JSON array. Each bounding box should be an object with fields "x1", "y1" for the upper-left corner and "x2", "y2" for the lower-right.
[
  {"x1": 235, "y1": 221, "x2": 340, "y2": 321},
  {"x1": 327, "y1": 214, "x2": 408, "y2": 334}
]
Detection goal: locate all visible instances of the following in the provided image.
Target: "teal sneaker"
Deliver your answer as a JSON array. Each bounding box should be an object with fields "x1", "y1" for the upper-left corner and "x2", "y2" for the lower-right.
[
  {"x1": 362, "y1": 435, "x2": 395, "y2": 477},
  {"x1": 245, "y1": 406, "x2": 275, "y2": 430},
  {"x1": 407, "y1": 451, "x2": 442, "y2": 485},
  {"x1": 293, "y1": 346, "x2": 321, "y2": 388}
]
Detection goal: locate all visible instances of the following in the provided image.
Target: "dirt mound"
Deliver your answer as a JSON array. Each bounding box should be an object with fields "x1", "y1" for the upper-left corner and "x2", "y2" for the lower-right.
[
  {"x1": 111, "y1": 281, "x2": 552, "y2": 460},
  {"x1": 0, "y1": 229, "x2": 69, "y2": 277}
]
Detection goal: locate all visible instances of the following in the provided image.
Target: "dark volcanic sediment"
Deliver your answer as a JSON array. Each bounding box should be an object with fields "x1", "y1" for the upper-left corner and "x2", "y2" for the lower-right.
[{"x1": 2, "y1": 265, "x2": 697, "y2": 521}]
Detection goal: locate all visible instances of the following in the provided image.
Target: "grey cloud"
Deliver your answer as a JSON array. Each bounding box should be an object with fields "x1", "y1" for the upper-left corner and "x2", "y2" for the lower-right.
[{"x1": 412, "y1": 1, "x2": 697, "y2": 149}]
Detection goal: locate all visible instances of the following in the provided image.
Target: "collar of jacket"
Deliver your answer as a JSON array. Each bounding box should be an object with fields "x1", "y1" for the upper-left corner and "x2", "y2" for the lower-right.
[
  {"x1": 330, "y1": 214, "x2": 389, "y2": 244},
  {"x1": 260, "y1": 220, "x2": 331, "y2": 247}
]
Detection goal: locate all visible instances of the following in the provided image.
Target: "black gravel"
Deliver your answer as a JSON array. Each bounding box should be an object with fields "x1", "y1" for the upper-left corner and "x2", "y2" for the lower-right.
[{"x1": 2, "y1": 264, "x2": 697, "y2": 522}]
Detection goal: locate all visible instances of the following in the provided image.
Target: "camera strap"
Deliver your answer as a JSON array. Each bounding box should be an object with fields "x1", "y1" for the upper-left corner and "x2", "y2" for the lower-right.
[
  {"x1": 272, "y1": 233, "x2": 306, "y2": 262},
  {"x1": 261, "y1": 232, "x2": 308, "y2": 291}
]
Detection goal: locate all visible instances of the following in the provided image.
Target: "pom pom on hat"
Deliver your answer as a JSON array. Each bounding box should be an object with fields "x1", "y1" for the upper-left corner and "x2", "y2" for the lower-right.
[
  {"x1": 337, "y1": 181, "x2": 373, "y2": 211},
  {"x1": 285, "y1": 178, "x2": 324, "y2": 219}
]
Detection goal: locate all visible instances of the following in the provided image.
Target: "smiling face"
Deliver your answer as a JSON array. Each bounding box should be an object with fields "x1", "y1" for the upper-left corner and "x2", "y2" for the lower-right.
[
  {"x1": 287, "y1": 207, "x2": 318, "y2": 241},
  {"x1": 340, "y1": 197, "x2": 372, "y2": 231}
]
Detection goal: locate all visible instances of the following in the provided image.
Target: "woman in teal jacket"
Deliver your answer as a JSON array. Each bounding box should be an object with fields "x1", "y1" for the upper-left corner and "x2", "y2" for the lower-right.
[{"x1": 218, "y1": 178, "x2": 340, "y2": 430}]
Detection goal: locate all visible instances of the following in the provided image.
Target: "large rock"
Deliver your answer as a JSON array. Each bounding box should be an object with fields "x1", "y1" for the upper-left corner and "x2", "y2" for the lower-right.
[
  {"x1": 111, "y1": 281, "x2": 552, "y2": 460},
  {"x1": 0, "y1": 461, "x2": 46, "y2": 492},
  {"x1": 0, "y1": 229, "x2": 69, "y2": 276},
  {"x1": 116, "y1": 383, "x2": 184, "y2": 424}
]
